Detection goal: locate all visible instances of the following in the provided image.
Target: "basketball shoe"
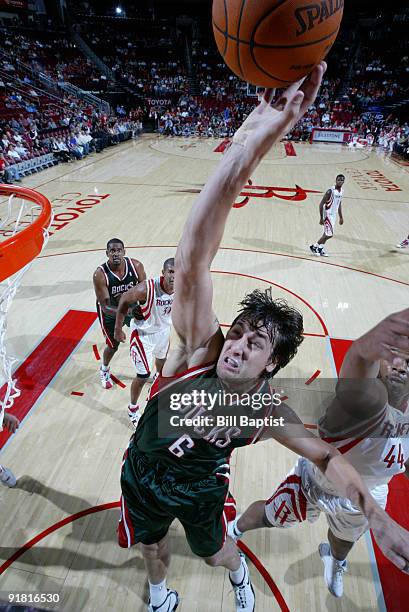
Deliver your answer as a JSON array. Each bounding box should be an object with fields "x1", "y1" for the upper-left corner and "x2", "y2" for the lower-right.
[
  {"x1": 319, "y1": 542, "x2": 347, "y2": 597},
  {"x1": 396, "y1": 238, "x2": 409, "y2": 248},
  {"x1": 148, "y1": 589, "x2": 179, "y2": 611},
  {"x1": 0, "y1": 465, "x2": 17, "y2": 488},
  {"x1": 309, "y1": 244, "x2": 320, "y2": 256},
  {"x1": 127, "y1": 404, "x2": 140, "y2": 428},
  {"x1": 99, "y1": 366, "x2": 113, "y2": 389},
  {"x1": 229, "y1": 554, "x2": 255, "y2": 611},
  {"x1": 318, "y1": 246, "x2": 329, "y2": 257}
]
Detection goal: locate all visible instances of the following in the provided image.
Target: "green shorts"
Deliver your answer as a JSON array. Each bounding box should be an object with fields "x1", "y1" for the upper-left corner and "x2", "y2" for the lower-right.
[{"x1": 118, "y1": 443, "x2": 236, "y2": 558}]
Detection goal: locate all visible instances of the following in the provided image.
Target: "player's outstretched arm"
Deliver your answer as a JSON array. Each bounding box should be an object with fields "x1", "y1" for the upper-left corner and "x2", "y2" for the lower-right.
[
  {"x1": 340, "y1": 308, "x2": 409, "y2": 379},
  {"x1": 171, "y1": 63, "x2": 326, "y2": 364},
  {"x1": 267, "y1": 403, "x2": 409, "y2": 574},
  {"x1": 114, "y1": 282, "x2": 147, "y2": 343}
]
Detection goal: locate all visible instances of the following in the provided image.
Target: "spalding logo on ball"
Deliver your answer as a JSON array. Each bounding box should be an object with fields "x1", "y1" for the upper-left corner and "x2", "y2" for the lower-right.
[{"x1": 212, "y1": 0, "x2": 344, "y2": 87}]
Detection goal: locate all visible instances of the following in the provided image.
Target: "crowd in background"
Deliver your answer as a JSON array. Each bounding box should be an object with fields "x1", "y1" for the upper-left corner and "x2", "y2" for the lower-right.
[{"x1": 1, "y1": 4, "x2": 409, "y2": 184}]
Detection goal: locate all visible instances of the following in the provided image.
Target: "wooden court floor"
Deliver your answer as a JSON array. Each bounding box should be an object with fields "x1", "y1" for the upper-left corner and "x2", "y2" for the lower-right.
[{"x1": 0, "y1": 135, "x2": 408, "y2": 611}]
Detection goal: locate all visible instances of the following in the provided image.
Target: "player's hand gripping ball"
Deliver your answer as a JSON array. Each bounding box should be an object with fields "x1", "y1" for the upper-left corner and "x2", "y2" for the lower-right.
[{"x1": 212, "y1": 0, "x2": 344, "y2": 87}]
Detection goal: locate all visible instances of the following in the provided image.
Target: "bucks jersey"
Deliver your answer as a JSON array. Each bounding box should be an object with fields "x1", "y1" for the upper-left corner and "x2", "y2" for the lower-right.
[
  {"x1": 97, "y1": 257, "x2": 139, "y2": 316},
  {"x1": 132, "y1": 362, "x2": 274, "y2": 478}
]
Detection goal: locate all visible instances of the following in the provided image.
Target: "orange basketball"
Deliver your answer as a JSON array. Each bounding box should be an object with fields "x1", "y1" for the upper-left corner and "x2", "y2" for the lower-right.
[{"x1": 212, "y1": 0, "x2": 344, "y2": 87}]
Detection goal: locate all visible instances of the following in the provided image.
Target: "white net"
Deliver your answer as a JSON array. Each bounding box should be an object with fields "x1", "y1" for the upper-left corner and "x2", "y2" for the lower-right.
[{"x1": 0, "y1": 191, "x2": 51, "y2": 426}]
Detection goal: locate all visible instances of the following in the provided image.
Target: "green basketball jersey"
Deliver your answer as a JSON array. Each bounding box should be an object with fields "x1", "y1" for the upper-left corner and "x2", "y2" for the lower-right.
[{"x1": 132, "y1": 363, "x2": 274, "y2": 478}]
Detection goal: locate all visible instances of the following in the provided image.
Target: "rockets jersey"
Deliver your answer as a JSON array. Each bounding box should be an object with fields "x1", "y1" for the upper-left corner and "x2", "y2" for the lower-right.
[
  {"x1": 132, "y1": 363, "x2": 274, "y2": 478},
  {"x1": 325, "y1": 186, "x2": 344, "y2": 215},
  {"x1": 131, "y1": 276, "x2": 173, "y2": 335},
  {"x1": 98, "y1": 257, "x2": 139, "y2": 312},
  {"x1": 309, "y1": 402, "x2": 409, "y2": 492}
]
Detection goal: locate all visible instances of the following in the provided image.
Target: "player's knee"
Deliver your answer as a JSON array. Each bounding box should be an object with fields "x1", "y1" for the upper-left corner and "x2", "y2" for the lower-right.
[{"x1": 141, "y1": 541, "x2": 164, "y2": 560}]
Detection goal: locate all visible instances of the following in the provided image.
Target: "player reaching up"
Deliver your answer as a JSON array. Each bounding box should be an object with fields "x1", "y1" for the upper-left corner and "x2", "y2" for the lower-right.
[
  {"x1": 117, "y1": 64, "x2": 409, "y2": 612},
  {"x1": 229, "y1": 319, "x2": 409, "y2": 597}
]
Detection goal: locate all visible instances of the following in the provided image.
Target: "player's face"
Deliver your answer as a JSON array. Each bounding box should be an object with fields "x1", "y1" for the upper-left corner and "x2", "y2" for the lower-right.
[
  {"x1": 217, "y1": 319, "x2": 276, "y2": 387},
  {"x1": 379, "y1": 358, "x2": 409, "y2": 398},
  {"x1": 335, "y1": 176, "x2": 345, "y2": 188},
  {"x1": 162, "y1": 266, "x2": 175, "y2": 292},
  {"x1": 106, "y1": 243, "x2": 125, "y2": 267}
]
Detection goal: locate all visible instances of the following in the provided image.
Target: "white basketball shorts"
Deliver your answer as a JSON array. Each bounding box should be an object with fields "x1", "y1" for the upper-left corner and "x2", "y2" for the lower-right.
[
  {"x1": 264, "y1": 458, "x2": 388, "y2": 543},
  {"x1": 324, "y1": 210, "x2": 337, "y2": 237},
  {"x1": 130, "y1": 327, "x2": 170, "y2": 377}
]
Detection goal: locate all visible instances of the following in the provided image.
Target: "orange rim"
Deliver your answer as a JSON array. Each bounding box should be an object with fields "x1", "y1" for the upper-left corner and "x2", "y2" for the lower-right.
[{"x1": 0, "y1": 184, "x2": 52, "y2": 283}]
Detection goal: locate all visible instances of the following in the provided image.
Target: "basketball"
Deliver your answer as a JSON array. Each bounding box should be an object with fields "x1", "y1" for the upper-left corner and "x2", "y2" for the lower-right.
[{"x1": 212, "y1": 0, "x2": 344, "y2": 87}]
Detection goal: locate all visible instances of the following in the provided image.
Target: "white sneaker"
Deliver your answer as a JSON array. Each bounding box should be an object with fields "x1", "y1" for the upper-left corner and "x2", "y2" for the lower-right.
[
  {"x1": 396, "y1": 239, "x2": 409, "y2": 248},
  {"x1": 319, "y1": 542, "x2": 347, "y2": 597},
  {"x1": 148, "y1": 589, "x2": 179, "y2": 611},
  {"x1": 309, "y1": 244, "x2": 320, "y2": 256},
  {"x1": 229, "y1": 554, "x2": 255, "y2": 611},
  {"x1": 318, "y1": 247, "x2": 329, "y2": 257},
  {"x1": 99, "y1": 366, "x2": 113, "y2": 389},
  {"x1": 127, "y1": 405, "x2": 140, "y2": 428},
  {"x1": 0, "y1": 466, "x2": 17, "y2": 488},
  {"x1": 227, "y1": 514, "x2": 242, "y2": 541}
]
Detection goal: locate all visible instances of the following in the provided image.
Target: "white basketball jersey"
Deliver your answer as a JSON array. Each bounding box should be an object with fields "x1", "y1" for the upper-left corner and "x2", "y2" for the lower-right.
[
  {"x1": 310, "y1": 402, "x2": 409, "y2": 491},
  {"x1": 132, "y1": 276, "x2": 173, "y2": 335},
  {"x1": 325, "y1": 186, "x2": 343, "y2": 215}
]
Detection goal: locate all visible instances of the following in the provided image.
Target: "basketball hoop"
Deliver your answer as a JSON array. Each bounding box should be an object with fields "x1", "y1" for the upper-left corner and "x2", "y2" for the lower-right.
[{"x1": 0, "y1": 185, "x2": 52, "y2": 420}]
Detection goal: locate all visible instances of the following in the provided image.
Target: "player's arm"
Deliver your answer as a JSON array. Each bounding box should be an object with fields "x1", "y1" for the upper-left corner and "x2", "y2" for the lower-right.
[
  {"x1": 333, "y1": 308, "x2": 409, "y2": 420},
  {"x1": 93, "y1": 268, "x2": 117, "y2": 318},
  {"x1": 114, "y1": 281, "x2": 147, "y2": 343},
  {"x1": 266, "y1": 403, "x2": 409, "y2": 573},
  {"x1": 338, "y1": 202, "x2": 344, "y2": 224},
  {"x1": 131, "y1": 258, "x2": 146, "y2": 282},
  {"x1": 319, "y1": 189, "x2": 331, "y2": 224},
  {"x1": 169, "y1": 64, "x2": 326, "y2": 372}
]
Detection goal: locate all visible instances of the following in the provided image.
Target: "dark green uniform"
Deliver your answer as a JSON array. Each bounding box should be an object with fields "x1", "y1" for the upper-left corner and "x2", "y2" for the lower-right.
[
  {"x1": 96, "y1": 256, "x2": 139, "y2": 348},
  {"x1": 118, "y1": 363, "x2": 272, "y2": 557}
]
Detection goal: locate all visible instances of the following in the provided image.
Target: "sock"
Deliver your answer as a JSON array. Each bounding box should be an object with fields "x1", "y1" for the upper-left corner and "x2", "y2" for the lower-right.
[
  {"x1": 101, "y1": 364, "x2": 109, "y2": 372},
  {"x1": 149, "y1": 579, "x2": 167, "y2": 607},
  {"x1": 230, "y1": 556, "x2": 246, "y2": 585},
  {"x1": 232, "y1": 516, "x2": 243, "y2": 539},
  {"x1": 129, "y1": 403, "x2": 139, "y2": 411}
]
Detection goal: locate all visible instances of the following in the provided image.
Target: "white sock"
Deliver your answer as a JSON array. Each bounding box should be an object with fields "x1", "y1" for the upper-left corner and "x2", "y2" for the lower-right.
[
  {"x1": 101, "y1": 364, "x2": 109, "y2": 372},
  {"x1": 149, "y1": 579, "x2": 167, "y2": 606},
  {"x1": 230, "y1": 556, "x2": 246, "y2": 585},
  {"x1": 232, "y1": 516, "x2": 243, "y2": 538}
]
